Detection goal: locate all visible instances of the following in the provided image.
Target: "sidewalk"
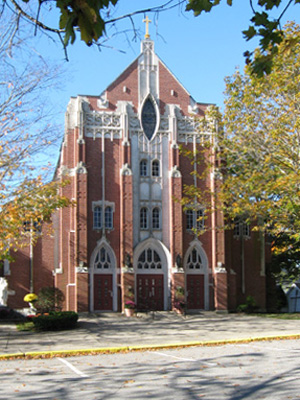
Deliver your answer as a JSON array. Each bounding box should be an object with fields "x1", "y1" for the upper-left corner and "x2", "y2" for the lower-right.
[{"x1": 1, "y1": 312, "x2": 299, "y2": 359}]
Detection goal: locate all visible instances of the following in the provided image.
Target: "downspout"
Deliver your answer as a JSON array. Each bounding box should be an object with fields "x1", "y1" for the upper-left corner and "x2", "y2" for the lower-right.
[
  {"x1": 29, "y1": 221, "x2": 34, "y2": 293},
  {"x1": 102, "y1": 131, "x2": 105, "y2": 236}
]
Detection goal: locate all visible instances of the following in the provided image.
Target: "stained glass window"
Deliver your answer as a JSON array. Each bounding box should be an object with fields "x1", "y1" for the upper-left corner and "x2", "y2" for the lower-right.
[{"x1": 141, "y1": 98, "x2": 156, "y2": 140}]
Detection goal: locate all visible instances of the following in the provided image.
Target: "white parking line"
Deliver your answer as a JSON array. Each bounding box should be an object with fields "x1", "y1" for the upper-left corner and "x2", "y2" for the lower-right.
[
  {"x1": 58, "y1": 358, "x2": 89, "y2": 377},
  {"x1": 148, "y1": 351, "x2": 217, "y2": 366}
]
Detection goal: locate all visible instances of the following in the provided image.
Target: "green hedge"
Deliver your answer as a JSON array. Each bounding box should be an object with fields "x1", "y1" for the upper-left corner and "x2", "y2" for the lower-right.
[{"x1": 31, "y1": 311, "x2": 78, "y2": 331}]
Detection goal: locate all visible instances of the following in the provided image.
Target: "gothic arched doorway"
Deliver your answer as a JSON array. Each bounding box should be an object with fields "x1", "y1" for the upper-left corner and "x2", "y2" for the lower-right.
[
  {"x1": 133, "y1": 238, "x2": 170, "y2": 311},
  {"x1": 90, "y1": 239, "x2": 117, "y2": 311},
  {"x1": 184, "y1": 240, "x2": 209, "y2": 310}
]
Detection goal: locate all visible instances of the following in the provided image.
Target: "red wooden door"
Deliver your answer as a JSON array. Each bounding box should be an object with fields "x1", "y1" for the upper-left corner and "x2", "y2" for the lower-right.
[
  {"x1": 187, "y1": 275, "x2": 204, "y2": 309},
  {"x1": 94, "y1": 274, "x2": 113, "y2": 311},
  {"x1": 137, "y1": 274, "x2": 164, "y2": 311}
]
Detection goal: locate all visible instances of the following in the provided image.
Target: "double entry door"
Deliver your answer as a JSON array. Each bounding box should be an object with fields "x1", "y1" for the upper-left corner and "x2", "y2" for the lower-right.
[{"x1": 136, "y1": 274, "x2": 164, "y2": 311}]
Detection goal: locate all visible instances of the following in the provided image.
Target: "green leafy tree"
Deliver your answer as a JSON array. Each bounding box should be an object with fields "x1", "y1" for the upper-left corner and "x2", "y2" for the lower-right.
[
  {"x1": 219, "y1": 22, "x2": 300, "y2": 239},
  {"x1": 183, "y1": 23, "x2": 300, "y2": 252}
]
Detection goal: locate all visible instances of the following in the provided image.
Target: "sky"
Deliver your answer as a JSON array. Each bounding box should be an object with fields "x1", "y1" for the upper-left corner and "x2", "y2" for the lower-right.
[
  {"x1": 40, "y1": 0, "x2": 257, "y2": 109},
  {"x1": 12, "y1": 1, "x2": 299, "y2": 167}
]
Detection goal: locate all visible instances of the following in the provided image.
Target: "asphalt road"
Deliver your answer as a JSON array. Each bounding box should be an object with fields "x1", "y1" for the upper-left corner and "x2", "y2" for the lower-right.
[{"x1": 2, "y1": 339, "x2": 300, "y2": 399}]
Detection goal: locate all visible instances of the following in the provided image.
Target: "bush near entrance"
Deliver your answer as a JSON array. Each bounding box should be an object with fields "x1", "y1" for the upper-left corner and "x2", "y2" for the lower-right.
[{"x1": 29, "y1": 311, "x2": 78, "y2": 331}]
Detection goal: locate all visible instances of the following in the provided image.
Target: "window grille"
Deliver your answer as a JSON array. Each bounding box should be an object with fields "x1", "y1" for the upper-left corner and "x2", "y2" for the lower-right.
[{"x1": 140, "y1": 207, "x2": 148, "y2": 229}]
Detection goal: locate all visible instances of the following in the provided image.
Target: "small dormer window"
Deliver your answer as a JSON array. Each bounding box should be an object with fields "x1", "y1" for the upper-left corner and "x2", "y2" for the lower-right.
[{"x1": 141, "y1": 98, "x2": 157, "y2": 140}]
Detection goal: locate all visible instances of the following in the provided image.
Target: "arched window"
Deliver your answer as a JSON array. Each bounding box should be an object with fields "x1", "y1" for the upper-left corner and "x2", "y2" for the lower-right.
[
  {"x1": 152, "y1": 207, "x2": 160, "y2": 229},
  {"x1": 140, "y1": 207, "x2": 148, "y2": 229},
  {"x1": 152, "y1": 160, "x2": 160, "y2": 177},
  {"x1": 140, "y1": 160, "x2": 148, "y2": 176},
  {"x1": 141, "y1": 98, "x2": 157, "y2": 140},
  {"x1": 94, "y1": 247, "x2": 111, "y2": 269},
  {"x1": 93, "y1": 206, "x2": 102, "y2": 229},
  {"x1": 105, "y1": 206, "x2": 113, "y2": 229},
  {"x1": 187, "y1": 248, "x2": 202, "y2": 270},
  {"x1": 137, "y1": 248, "x2": 162, "y2": 269}
]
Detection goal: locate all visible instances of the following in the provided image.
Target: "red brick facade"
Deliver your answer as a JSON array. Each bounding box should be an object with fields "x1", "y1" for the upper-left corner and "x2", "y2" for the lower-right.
[{"x1": 5, "y1": 38, "x2": 269, "y2": 312}]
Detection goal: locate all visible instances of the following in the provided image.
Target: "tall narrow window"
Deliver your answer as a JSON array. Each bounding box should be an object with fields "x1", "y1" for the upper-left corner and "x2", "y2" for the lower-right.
[
  {"x1": 105, "y1": 206, "x2": 113, "y2": 229},
  {"x1": 140, "y1": 160, "x2": 148, "y2": 176},
  {"x1": 93, "y1": 206, "x2": 102, "y2": 229},
  {"x1": 186, "y1": 209, "x2": 193, "y2": 230},
  {"x1": 141, "y1": 98, "x2": 157, "y2": 140},
  {"x1": 140, "y1": 207, "x2": 148, "y2": 229},
  {"x1": 233, "y1": 221, "x2": 240, "y2": 236},
  {"x1": 152, "y1": 207, "x2": 160, "y2": 229},
  {"x1": 152, "y1": 160, "x2": 160, "y2": 177},
  {"x1": 243, "y1": 223, "x2": 250, "y2": 237}
]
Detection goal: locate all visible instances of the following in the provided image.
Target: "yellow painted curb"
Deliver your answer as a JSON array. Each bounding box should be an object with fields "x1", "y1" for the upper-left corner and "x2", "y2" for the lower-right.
[
  {"x1": 1, "y1": 334, "x2": 300, "y2": 360},
  {"x1": 0, "y1": 352, "x2": 25, "y2": 360}
]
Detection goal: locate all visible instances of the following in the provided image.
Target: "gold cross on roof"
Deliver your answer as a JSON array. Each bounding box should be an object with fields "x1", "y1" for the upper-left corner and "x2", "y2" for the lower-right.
[{"x1": 143, "y1": 16, "x2": 151, "y2": 39}]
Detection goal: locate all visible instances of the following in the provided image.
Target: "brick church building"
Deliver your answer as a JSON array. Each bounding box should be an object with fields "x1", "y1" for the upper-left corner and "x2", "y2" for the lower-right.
[{"x1": 5, "y1": 29, "x2": 269, "y2": 313}]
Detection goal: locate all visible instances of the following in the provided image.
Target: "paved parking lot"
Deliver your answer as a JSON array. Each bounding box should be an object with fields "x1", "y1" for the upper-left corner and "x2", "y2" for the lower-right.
[{"x1": 1, "y1": 339, "x2": 300, "y2": 399}]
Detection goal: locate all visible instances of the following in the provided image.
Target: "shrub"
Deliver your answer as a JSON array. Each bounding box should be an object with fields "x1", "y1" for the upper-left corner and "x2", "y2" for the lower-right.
[
  {"x1": 237, "y1": 295, "x2": 259, "y2": 314},
  {"x1": 31, "y1": 311, "x2": 78, "y2": 331},
  {"x1": 36, "y1": 287, "x2": 65, "y2": 313}
]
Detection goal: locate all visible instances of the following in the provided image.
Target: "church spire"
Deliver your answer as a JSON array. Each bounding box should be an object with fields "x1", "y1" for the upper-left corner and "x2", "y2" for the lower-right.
[{"x1": 143, "y1": 16, "x2": 151, "y2": 39}]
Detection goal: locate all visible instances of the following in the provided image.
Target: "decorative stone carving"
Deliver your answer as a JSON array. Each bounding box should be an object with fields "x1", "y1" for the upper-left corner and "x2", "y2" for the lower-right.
[
  {"x1": 177, "y1": 116, "x2": 198, "y2": 132},
  {"x1": 215, "y1": 262, "x2": 227, "y2": 274},
  {"x1": 159, "y1": 117, "x2": 169, "y2": 130},
  {"x1": 76, "y1": 262, "x2": 88, "y2": 273},
  {"x1": 76, "y1": 161, "x2": 87, "y2": 174},
  {"x1": 84, "y1": 112, "x2": 121, "y2": 127},
  {"x1": 170, "y1": 165, "x2": 182, "y2": 178},
  {"x1": 120, "y1": 163, "x2": 132, "y2": 176}
]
